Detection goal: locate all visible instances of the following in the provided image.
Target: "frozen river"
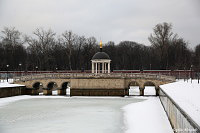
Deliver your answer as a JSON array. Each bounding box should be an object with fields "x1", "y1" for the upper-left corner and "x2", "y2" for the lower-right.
[{"x1": 0, "y1": 96, "x2": 144, "y2": 133}]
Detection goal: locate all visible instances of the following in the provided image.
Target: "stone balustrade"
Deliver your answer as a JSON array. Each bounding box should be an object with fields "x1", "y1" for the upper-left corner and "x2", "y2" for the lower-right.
[{"x1": 13, "y1": 73, "x2": 175, "y2": 82}]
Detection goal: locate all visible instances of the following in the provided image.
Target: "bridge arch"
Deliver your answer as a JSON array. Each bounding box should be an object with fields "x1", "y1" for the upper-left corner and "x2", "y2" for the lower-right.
[
  {"x1": 32, "y1": 82, "x2": 43, "y2": 89},
  {"x1": 59, "y1": 82, "x2": 70, "y2": 96},
  {"x1": 128, "y1": 81, "x2": 140, "y2": 96},
  {"x1": 144, "y1": 81, "x2": 156, "y2": 86},
  {"x1": 60, "y1": 82, "x2": 69, "y2": 89},
  {"x1": 31, "y1": 81, "x2": 44, "y2": 94},
  {"x1": 41, "y1": 81, "x2": 58, "y2": 95},
  {"x1": 47, "y1": 81, "x2": 58, "y2": 90},
  {"x1": 143, "y1": 81, "x2": 159, "y2": 96},
  {"x1": 33, "y1": 81, "x2": 44, "y2": 91}
]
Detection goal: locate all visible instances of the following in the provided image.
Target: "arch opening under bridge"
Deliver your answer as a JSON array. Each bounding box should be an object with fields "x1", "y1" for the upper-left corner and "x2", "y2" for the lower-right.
[
  {"x1": 46, "y1": 82, "x2": 57, "y2": 95},
  {"x1": 60, "y1": 82, "x2": 70, "y2": 96},
  {"x1": 143, "y1": 81, "x2": 158, "y2": 96},
  {"x1": 30, "y1": 80, "x2": 71, "y2": 96},
  {"x1": 32, "y1": 82, "x2": 44, "y2": 94},
  {"x1": 128, "y1": 81, "x2": 140, "y2": 96}
]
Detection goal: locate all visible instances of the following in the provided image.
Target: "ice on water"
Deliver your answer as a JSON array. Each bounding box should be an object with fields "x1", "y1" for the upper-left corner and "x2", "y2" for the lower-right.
[{"x1": 0, "y1": 96, "x2": 143, "y2": 133}]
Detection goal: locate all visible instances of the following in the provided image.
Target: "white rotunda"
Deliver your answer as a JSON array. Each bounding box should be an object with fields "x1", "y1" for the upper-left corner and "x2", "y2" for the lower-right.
[{"x1": 91, "y1": 41, "x2": 111, "y2": 74}]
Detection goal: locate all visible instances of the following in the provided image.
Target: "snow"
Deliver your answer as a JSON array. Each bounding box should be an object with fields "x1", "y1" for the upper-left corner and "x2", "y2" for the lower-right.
[
  {"x1": 0, "y1": 96, "x2": 137, "y2": 133},
  {"x1": 160, "y1": 80, "x2": 200, "y2": 126},
  {"x1": 51, "y1": 88, "x2": 70, "y2": 96},
  {"x1": 0, "y1": 95, "x2": 66, "y2": 108},
  {"x1": 0, "y1": 96, "x2": 173, "y2": 133},
  {"x1": 0, "y1": 79, "x2": 14, "y2": 83},
  {"x1": 144, "y1": 87, "x2": 156, "y2": 95},
  {"x1": 129, "y1": 86, "x2": 156, "y2": 95},
  {"x1": 0, "y1": 82, "x2": 25, "y2": 88},
  {"x1": 123, "y1": 97, "x2": 173, "y2": 133},
  {"x1": 129, "y1": 86, "x2": 140, "y2": 95}
]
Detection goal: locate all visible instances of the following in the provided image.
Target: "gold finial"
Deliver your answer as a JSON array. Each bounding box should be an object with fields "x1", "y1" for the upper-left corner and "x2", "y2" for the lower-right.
[{"x1": 100, "y1": 40, "x2": 102, "y2": 48}]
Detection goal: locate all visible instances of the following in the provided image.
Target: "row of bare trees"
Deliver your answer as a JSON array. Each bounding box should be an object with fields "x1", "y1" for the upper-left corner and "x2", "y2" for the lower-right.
[{"x1": 0, "y1": 22, "x2": 200, "y2": 71}]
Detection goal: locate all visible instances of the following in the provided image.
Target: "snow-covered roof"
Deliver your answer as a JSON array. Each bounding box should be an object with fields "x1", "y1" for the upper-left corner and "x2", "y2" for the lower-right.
[
  {"x1": 160, "y1": 80, "x2": 200, "y2": 126},
  {"x1": 0, "y1": 82, "x2": 25, "y2": 88}
]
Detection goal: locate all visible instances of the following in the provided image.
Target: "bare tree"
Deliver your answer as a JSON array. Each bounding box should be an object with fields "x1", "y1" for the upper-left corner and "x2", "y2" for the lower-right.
[
  {"x1": 73, "y1": 36, "x2": 85, "y2": 70},
  {"x1": 1, "y1": 27, "x2": 22, "y2": 45},
  {"x1": 0, "y1": 25, "x2": 196, "y2": 71},
  {"x1": 148, "y1": 22, "x2": 177, "y2": 69},
  {"x1": 26, "y1": 28, "x2": 56, "y2": 70},
  {"x1": 33, "y1": 28, "x2": 56, "y2": 52},
  {"x1": 0, "y1": 27, "x2": 26, "y2": 70},
  {"x1": 82, "y1": 37, "x2": 98, "y2": 70},
  {"x1": 194, "y1": 44, "x2": 200, "y2": 69},
  {"x1": 62, "y1": 31, "x2": 77, "y2": 70}
]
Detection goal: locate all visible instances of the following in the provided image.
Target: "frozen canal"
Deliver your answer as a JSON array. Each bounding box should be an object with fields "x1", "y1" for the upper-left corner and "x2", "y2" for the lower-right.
[{"x1": 0, "y1": 96, "x2": 144, "y2": 133}]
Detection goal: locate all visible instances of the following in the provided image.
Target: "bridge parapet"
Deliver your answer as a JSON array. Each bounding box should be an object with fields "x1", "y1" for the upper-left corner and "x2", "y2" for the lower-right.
[
  {"x1": 123, "y1": 73, "x2": 175, "y2": 81},
  {"x1": 13, "y1": 73, "x2": 175, "y2": 96},
  {"x1": 14, "y1": 73, "x2": 175, "y2": 82}
]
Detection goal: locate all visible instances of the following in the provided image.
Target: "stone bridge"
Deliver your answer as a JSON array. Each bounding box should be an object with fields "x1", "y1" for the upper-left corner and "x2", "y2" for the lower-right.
[{"x1": 14, "y1": 73, "x2": 175, "y2": 96}]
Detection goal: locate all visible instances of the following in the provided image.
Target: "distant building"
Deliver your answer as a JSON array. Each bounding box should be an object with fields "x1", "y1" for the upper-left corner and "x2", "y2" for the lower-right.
[{"x1": 91, "y1": 41, "x2": 111, "y2": 74}]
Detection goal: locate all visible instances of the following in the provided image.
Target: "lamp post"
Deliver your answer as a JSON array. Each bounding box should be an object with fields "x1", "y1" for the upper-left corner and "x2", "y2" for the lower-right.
[
  {"x1": 19, "y1": 63, "x2": 22, "y2": 77},
  {"x1": 35, "y1": 66, "x2": 38, "y2": 74},
  {"x1": 191, "y1": 65, "x2": 193, "y2": 83},
  {"x1": 150, "y1": 64, "x2": 152, "y2": 70},
  {"x1": 198, "y1": 68, "x2": 199, "y2": 84},
  {"x1": 184, "y1": 67, "x2": 186, "y2": 82},
  {"x1": 6, "y1": 64, "x2": 9, "y2": 82}
]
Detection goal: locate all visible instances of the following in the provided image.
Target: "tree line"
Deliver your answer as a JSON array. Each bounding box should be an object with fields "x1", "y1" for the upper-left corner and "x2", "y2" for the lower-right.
[{"x1": 0, "y1": 22, "x2": 200, "y2": 71}]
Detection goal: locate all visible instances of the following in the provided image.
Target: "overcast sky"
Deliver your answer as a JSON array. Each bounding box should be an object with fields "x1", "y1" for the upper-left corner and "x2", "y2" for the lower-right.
[{"x1": 0, "y1": 0, "x2": 200, "y2": 48}]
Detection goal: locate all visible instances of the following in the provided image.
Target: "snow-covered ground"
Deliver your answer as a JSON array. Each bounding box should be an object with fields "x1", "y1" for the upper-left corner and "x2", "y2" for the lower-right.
[
  {"x1": 0, "y1": 82, "x2": 25, "y2": 88},
  {"x1": 160, "y1": 80, "x2": 200, "y2": 126},
  {"x1": 0, "y1": 96, "x2": 172, "y2": 133},
  {"x1": 123, "y1": 97, "x2": 173, "y2": 133}
]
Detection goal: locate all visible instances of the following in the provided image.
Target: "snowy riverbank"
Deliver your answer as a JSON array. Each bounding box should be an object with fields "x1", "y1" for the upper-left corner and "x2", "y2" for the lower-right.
[
  {"x1": 123, "y1": 97, "x2": 173, "y2": 133},
  {"x1": 160, "y1": 80, "x2": 200, "y2": 126}
]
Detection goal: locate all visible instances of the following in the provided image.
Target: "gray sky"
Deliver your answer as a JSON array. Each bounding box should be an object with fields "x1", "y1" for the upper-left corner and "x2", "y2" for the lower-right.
[{"x1": 0, "y1": 0, "x2": 200, "y2": 48}]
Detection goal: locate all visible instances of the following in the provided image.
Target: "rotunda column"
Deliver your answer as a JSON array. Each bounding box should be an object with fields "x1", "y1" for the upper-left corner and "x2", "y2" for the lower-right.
[
  {"x1": 105, "y1": 63, "x2": 107, "y2": 73},
  {"x1": 108, "y1": 62, "x2": 110, "y2": 73},
  {"x1": 95, "y1": 62, "x2": 97, "y2": 74},
  {"x1": 98, "y1": 63, "x2": 100, "y2": 73},
  {"x1": 102, "y1": 62, "x2": 104, "y2": 73},
  {"x1": 92, "y1": 62, "x2": 94, "y2": 73}
]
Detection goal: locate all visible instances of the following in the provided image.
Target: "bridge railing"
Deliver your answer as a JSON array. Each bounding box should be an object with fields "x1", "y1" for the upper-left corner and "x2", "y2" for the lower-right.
[
  {"x1": 13, "y1": 72, "x2": 175, "y2": 82},
  {"x1": 123, "y1": 73, "x2": 175, "y2": 81}
]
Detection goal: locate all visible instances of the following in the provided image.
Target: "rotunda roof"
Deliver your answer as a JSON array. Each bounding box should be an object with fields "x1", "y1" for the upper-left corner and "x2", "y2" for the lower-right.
[{"x1": 92, "y1": 52, "x2": 110, "y2": 60}]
